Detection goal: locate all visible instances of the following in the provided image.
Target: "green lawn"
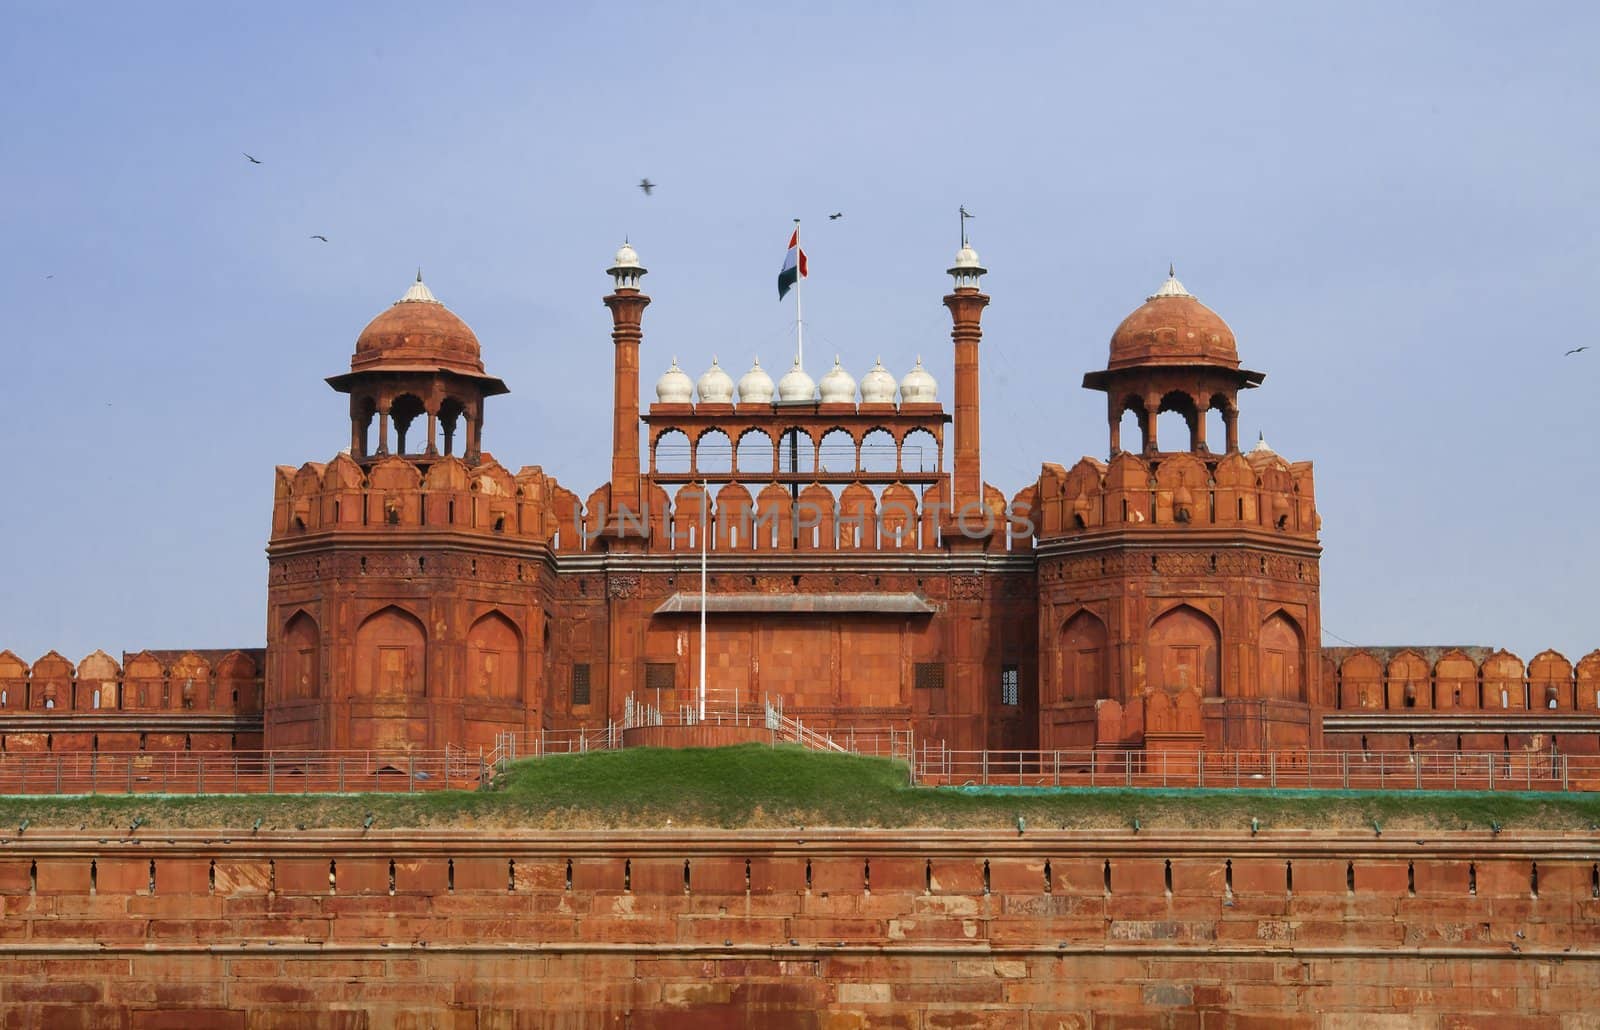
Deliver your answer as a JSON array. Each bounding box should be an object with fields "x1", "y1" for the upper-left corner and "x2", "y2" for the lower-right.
[{"x1": 0, "y1": 744, "x2": 1596, "y2": 832}]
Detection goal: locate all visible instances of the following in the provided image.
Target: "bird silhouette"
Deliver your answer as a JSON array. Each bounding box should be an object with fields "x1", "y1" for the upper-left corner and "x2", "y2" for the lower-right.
[
  {"x1": 828, "y1": 212, "x2": 843, "y2": 220},
  {"x1": 243, "y1": 153, "x2": 262, "y2": 164},
  {"x1": 310, "y1": 235, "x2": 329, "y2": 242},
  {"x1": 638, "y1": 178, "x2": 655, "y2": 196},
  {"x1": 1566, "y1": 346, "x2": 1589, "y2": 356}
]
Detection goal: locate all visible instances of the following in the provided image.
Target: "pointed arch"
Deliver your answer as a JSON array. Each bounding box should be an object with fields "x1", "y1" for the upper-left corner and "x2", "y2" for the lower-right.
[
  {"x1": 1147, "y1": 604, "x2": 1221, "y2": 697},
  {"x1": 1338, "y1": 651, "x2": 1383, "y2": 710},
  {"x1": 467, "y1": 610, "x2": 522, "y2": 702},
  {"x1": 1386, "y1": 649, "x2": 1431, "y2": 710},
  {"x1": 123, "y1": 650, "x2": 166, "y2": 710},
  {"x1": 30, "y1": 651, "x2": 74, "y2": 711},
  {"x1": 1528, "y1": 650, "x2": 1573, "y2": 711},
  {"x1": 77, "y1": 651, "x2": 120, "y2": 711},
  {"x1": 169, "y1": 653, "x2": 212, "y2": 711},
  {"x1": 283, "y1": 609, "x2": 321, "y2": 701},
  {"x1": 1434, "y1": 650, "x2": 1479, "y2": 711},
  {"x1": 215, "y1": 650, "x2": 260, "y2": 713},
  {"x1": 734, "y1": 428, "x2": 775, "y2": 478},
  {"x1": 355, "y1": 605, "x2": 426, "y2": 698},
  {"x1": 1058, "y1": 609, "x2": 1111, "y2": 704},
  {"x1": 0, "y1": 650, "x2": 27, "y2": 710},
  {"x1": 1258, "y1": 610, "x2": 1304, "y2": 701}
]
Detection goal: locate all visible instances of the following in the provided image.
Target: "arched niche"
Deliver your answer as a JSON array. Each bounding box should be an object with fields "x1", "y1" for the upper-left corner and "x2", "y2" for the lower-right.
[
  {"x1": 354, "y1": 606, "x2": 426, "y2": 699},
  {"x1": 283, "y1": 610, "x2": 321, "y2": 701},
  {"x1": 1434, "y1": 651, "x2": 1479, "y2": 711},
  {"x1": 1387, "y1": 650, "x2": 1431, "y2": 710},
  {"x1": 0, "y1": 650, "x2": 27, "y2": 709},
  {"x1": 170, "y1": 653, "x2": 212, "y2": 711},
  {"x1": 466, "y1": 610, "x2": 522, "y2": 703},
  {"x1": 1481, "y1": 650, "x2": 1526, "y2": 710},
  {"x1": 1058, "y1": 610, "x2": 1110, "y2": 704},
  {"x1": 31, "y1": 652, "x2": 74, "y2": 711},
  {"x1": 1258, "y1": 611, "x2": 1305, "y2": 701},
  {"x1": 1338, "y1": 652, "x2": 1383, "y2": 710},
  {"x1": 1576, "y1": 651, "x2": 1600, "y2": 711},
  {"x1": 77, "y1": 651, "x2": 120, "y2": 711},
  {"x1": 215, "y1": 650, "x2": 259, "y2": 713},
  {"x1": 1528, "y1": 650, "x2": 1573, "y2": 711},
  {"x1": 123, "y1": 651, "x2": 165, "y2": 710},
  {"x1": 1147, "y1": 604, "x2": 1221, "y2": 698}
]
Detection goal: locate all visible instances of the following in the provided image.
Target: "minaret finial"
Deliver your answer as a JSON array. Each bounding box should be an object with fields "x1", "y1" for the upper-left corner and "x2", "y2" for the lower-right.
[
  {"x1": 416, "y1": 267, "x2": 423, "y2": 283},
  {"x1": 1169, "y1": 262, "x2": 1175, "y2": 278}
]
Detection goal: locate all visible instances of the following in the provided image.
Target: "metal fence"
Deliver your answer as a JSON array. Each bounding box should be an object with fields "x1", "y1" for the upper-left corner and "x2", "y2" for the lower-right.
[
  {"x1": 913, "y1": 745, "x2": 1590, "y2": 792},
  {"x1": 0, "y1": 748, "x2": 477, "y2": 796}
]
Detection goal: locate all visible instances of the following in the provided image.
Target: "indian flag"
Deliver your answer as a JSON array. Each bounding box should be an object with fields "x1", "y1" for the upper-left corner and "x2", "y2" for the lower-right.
[{"x1": 777, "y1": 229, "x2": 807, "y2": 300}]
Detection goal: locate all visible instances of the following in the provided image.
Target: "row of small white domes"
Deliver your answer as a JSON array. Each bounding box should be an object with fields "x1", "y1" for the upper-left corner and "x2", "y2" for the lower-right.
[{"x1": 656, "y1": 356, "x2": 937, "y2": 405}]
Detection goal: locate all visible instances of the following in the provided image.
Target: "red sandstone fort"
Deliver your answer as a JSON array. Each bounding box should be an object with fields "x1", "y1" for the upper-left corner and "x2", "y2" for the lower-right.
[{"x1": 2, "y1": 241, "x2": 1596, "y2": 763}]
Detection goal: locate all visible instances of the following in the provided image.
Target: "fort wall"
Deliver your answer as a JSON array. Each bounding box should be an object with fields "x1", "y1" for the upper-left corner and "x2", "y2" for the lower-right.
[{"x1": 0, "y1": 828, "x2": 1594, "y2": 1026}]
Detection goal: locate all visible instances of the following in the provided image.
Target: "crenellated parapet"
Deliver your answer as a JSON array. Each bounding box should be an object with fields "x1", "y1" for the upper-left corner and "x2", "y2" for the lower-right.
[
  {"x1": 0, "y1": 648, "x2": 262, "y2": 755},
  {"x1": 1324, "y1": 646, "x2": 1600, "y2": 713},
  {"x1": 270, "y1": 453, "x2": 572, "y2": 549},
  {"x1": 1033, "y1": 447, "x2": 1318, "y2": 541}
]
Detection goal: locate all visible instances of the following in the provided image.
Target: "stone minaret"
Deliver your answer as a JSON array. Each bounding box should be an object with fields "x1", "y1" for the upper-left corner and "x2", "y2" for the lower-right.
[
  {"x1": 943, "y1": 243, "x2": 990, "y2": 535},
  {"x1": 602, "y1": 242, "x2": 650, "y2": 542}
]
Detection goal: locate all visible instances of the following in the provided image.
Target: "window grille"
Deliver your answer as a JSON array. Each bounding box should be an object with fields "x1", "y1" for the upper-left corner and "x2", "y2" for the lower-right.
[{"x1": 645, "y1": 663, "x2": 675, "y2": 692}]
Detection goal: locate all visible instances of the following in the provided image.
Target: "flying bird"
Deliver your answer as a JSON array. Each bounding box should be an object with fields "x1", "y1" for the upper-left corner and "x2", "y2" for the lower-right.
[
  {"x1": 828, "y1": 212, "x2": 843, "y2": 220},
  {"x1": 638, "y1": 178, "x2": 655, "y2": 196},
  {"x1": 243, "y1": 152, "x2": 262, "y2": 164},
  {"x1": 310, "y1": 235, "x2": 329, "y2": 242},
  {"x1": 1565, "y1": 346, "x2": 1589, "y2": 356}
]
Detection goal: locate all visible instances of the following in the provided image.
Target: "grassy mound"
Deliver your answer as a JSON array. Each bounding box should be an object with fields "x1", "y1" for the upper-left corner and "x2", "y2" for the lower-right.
[{"x1": 0, "y1": 744, "x2": 1596, "y2": 832}]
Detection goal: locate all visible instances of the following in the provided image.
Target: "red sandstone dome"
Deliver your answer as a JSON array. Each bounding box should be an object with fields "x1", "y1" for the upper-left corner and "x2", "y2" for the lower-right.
[
  {"x1": 350, "y1": 276, "x2": 486, "y2": 376},
  {"x1": 1107, "y1": 271, "x2": 1239, "y2": 371}
]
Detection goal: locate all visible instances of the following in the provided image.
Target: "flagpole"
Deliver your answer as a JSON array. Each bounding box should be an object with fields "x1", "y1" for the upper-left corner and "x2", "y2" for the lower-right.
[
  {"x1": 698, "y1": 479, "x2": 708, "y2": 721},
  {"x1": 793, "y1": 217, "x2": 803, "y2": 369}
]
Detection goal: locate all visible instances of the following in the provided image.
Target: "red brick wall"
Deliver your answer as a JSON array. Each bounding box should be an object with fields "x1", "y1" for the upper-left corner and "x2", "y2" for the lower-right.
[{"x1": 0, "y1": 829, "x2": 1594, "y2": 1025}]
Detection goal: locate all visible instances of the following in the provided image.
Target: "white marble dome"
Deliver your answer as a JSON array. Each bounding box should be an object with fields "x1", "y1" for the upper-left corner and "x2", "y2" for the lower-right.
[
  {"x1": 899, "y1": 356, "x2": 937, "y2": 403},
  {"x1": 817, "y1": 355, "x2": 857, "y2": 404},
  {"x1": 612, "y1": 241, "x2": 641, "y2": 269},
  {"x1": 777, "y1": 360, "x2": 817, "y2": 403},
  {"x1": 737, "y1": 358, "x2": 774, "y2": 404},
  {"x1": 696, "y1": 356, "x2": 734, "y2": 404},
  {"x1": 655, "y1": 357, "x2": 693, "y2": 404},
  {"x1": 859, "y1": 357, "x2": 897, "y2": 404}
]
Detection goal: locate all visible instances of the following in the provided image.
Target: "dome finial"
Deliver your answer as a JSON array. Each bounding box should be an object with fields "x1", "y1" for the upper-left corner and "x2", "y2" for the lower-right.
[
  {"x1": 398, "y1": 272, "x2": 439, "y2": 304},
  {"x1": 1149, "y1": 266, "x2": 1192, "y2": 300}
]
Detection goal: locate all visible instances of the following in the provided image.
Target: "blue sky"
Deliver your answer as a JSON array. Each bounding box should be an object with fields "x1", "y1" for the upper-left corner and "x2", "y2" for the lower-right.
[{"x1": 2, "y1": 2, "x2": 1596, "y2": 662}]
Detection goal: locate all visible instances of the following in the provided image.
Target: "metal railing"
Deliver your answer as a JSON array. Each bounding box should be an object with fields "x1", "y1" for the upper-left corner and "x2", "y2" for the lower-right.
[
  {"x1": 913, "y1": 745, "x2": 1586, "y2": 792},
  {"x1": 0, "y1": 748, "x2": 476, "y2": 796}
]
